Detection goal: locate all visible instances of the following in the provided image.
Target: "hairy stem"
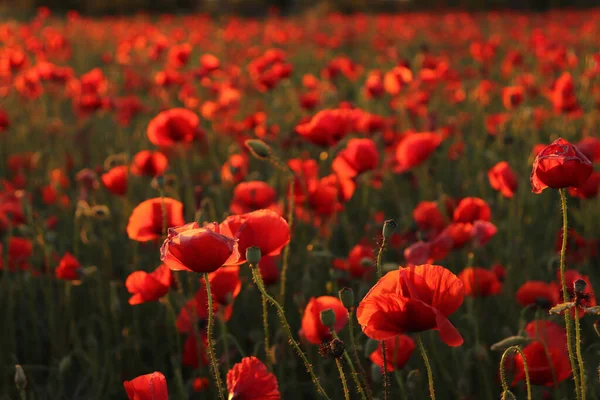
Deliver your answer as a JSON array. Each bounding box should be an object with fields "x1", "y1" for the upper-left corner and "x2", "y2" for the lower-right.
[
  {"x1": 204, "y1": 274, "x2": 226, "y2": 400},
  {"x1": 417, "y1": 335, "x2": 435, "y2": 400},
  {"x1": 499, "y1": 346, "x2": 531, "y2": 400}
]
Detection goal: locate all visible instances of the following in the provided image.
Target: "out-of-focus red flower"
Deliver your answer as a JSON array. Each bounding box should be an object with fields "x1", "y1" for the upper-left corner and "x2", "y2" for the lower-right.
[
  {"x1": 123, "y1": 372, "x2": 168, "y2": 400},
  {"x1": 516, "y1": 281, "x2": 560, "y2": 309},
  {"x1": 167, "y1": 43, "x2": 191, "y2": 69},
  {"x1": 394, "y1": 132, "x2": 442, "y2": 172},
  {"x1": 230, "y1": 181, "x2": 279, "y2": 215},
  {"x1": 369, "y1": 335, "x2": 415, "y2": 372},
  {"x1": 458, "y1": 267, "x2": 502, "y2": 297},
  {"x1": 364, "y1": 70, "x2": 385, "y2": 98},
  {"x1": 550, "y1": 72, "x2": 580, "y2": 115},
  {"x1": 161, "y1": 222, "x2": 241, "y2": 273},
  {"x1": 554, "y1": 228, "x2": 597, "y2": 265},
  {"x1": 183, "y1": 332, "x2": 209, "y2": 368},
  {"x1": 203, "y1": 265, "x2": 241, "y2": 320},
  {"x1": 126, "y1": 264, "x2": 173, "y2": 305},
  {"x1": 0, "y1": 237, "x2": 32, "y2": 271},
  {"x1": 576, "y1": 137, "x2": 600, "y2": 163},
  {"x1": 488, "y1": 161, "x2": 518, "y2": 198},
  {"x1": 55, "y1": 252, "x2": 81, "y2": 281},
  {"x1": 193, "y1": 377, "x2": 209, "y2": 392},
  {"x1": 384, "y1": 65, "x2": 413, "y2": 95},
  {"x1": 147, "y1": 108, "x2": 201, "y2": 148},
  {"x1": 101, "y1": 165, "x2": 128, "y2": 196},
  {"x1": 453, "y1": 197, "x2": 491, "y2": 223},
  {"x1": 220, "y1": 210, "x2": 290, "y2": 263},
  {"x1": 413, "y1": 201, "x2": 447, "y2": 237},
  {"x1": 226, "y1": 357, "x2": 280, "y2": 400},
  {"x1": 502, "y1": 86, "x2": 525, "y2": 109},
  {"x1": 259, "y1": 256, "x2": 280, "y2": 286},
  {"x1": 221, "y1": 154, "x2": 249, "y2": 184},
  {"x1": 295, "y1": 108, "x2": 362, "y2": 147},
  {"x1": 126, "y1": 198, "x2": 185, "y2": 242},
  {"x1": 333, "y1": 244, "x2": 374, "y2": 279},
  {"x1": 301, "y1": 296, "x2": 349, "y2": 344},
  {"x1": 130, "y1": 150, "x2": 168, "y2": 177},
  {"x1": 0, "y1": 109, "x2": 9, "y2": 133},
  {"x1": 531, "y1": 138, "x2": 593, "y2": 194},
  {"x1": 332, "y1": 138, "x2": 379, "y2": 179},
  {"x1": 357, "y1": 264, "x2": 464, "y2": 346},
  {"x1": 569, "y1": 172, "x2": 600, "y2": 199},
  {"x1": 485, "y1": 113, "x2": 509, "y2": 136}
]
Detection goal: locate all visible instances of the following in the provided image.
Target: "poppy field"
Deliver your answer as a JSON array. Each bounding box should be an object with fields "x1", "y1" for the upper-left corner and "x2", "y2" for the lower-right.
[{"x1": 3, "y1": 7, "x2": 600, "y2": 400}]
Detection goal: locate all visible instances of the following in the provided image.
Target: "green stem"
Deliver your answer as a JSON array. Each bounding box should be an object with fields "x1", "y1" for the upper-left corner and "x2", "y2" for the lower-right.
[
  {"x1": 416, "y1": 335, "x2": 435, "y2": 400},
  {"x1": 279, "y1": 175, "x2": 295, "y2": 304},
  {"x1": 559, "y1": 189, "x2": 582, "y2": 400},
  {"x1": 574, "y1": 307, "x2": 586, "y2": 399},
  {"x1": 375, "y1": 237, "x2": 388, "y2": 400},
  {"x1": 332, "y1": 331, "x2": 367, "y2": 400},
  {"x1": 499, "y1": 346, "x2": 531, "y2": 400},
  {"x1": 261, "y1": 291, "x2": 272, "y2": 369},
  {"x1": 204, "y1": 273, "x2": 226, "y2": 400},
  {"x1": 336, "y1": 358, "x2": 351, "y2": 400},
  {"x1": 348, "y1": 312, "x2": 372, "y2": 400},
  {"x1": 394, "y1": 370, "x2": 408, "y2": 400},
  {"x1": 250, "y1": 265, "x2": 330, "y2": 399},
  {"x1": 19, "y1": 390, "x2": 26, "y2": 400}
]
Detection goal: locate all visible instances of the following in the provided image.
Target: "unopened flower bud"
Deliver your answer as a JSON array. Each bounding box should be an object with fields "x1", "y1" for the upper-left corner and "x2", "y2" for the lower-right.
[
  {"x1": 382, "y1": 219, "x2": 397, "y2": 239},
  {"x1": 246, "y1": 246, "x2": 262, "y2": 265},
  {"x1": 15, "y1": 365, "x2": 26, "y2": 390},
  {"x1": 245, "y1": 139, "x2": 271, "y2": 160},
  {"x1": 338, "y1": 287, "x2": 354, "y2": 309},
  {"x1": 320, "y1": 308, "x2": 336, "y2": 328}
]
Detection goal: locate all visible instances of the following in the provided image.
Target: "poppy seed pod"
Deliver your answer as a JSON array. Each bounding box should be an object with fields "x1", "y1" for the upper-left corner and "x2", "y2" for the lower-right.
[
  {"x1": 14, "y1": 365, "x2": 26, "y2": 390},
  {"x1": 245, "y1": 139, "x2": 272, "y2": 160},
  {"x1": 574, "y1": 279, "x2": 587, "y2": 296},
  {"x1": 382, "y1": 219, "x2": 397, "y2": 239},
  {"x1": 246, "y1": 246, "x2": 262, "y2": 265},
  {"x1": 329, "y1": 338, "x2": 345, "y2": 359},
  {"x1": 320, "y1": 308, "x2": 337, "y2": 328},
  {"x1": 338, "y1": 287, "x2": 354, "y2": 309}
]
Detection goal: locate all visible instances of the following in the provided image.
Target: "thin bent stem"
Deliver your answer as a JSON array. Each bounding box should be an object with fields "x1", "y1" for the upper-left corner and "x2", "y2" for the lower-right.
[
  {"x1": 332, "y1": 331, "x2": 367, "y2": 400},
  {"x1": 204, "y1": 274, "x2": 226, "y2": 400},
  {"x1": 417, "y1": 335, "x2": 435, "y2": 400},
  {"x1": 279, "y1": 174, "x2": 295, "y2": 304},
  {"x1": 499, "y1": 346, "x2": 531, "y2": 400},
  {"x1": 250, "y1": 265, "x2": 331, "y2": 399},
  {"x1": 336, "y1": 358, "x2": 351, "y2": 400},
  {"x1": 559, "y1": 189, "x2": 582, "y2": 400},
  {"x1": 574, "y1": 307, "x2": 586, "y2": 399},
  {"x1": 394, "y1": 370, "x2": 408, "y2": 400},
  {"x1": 261, "y1": 290, "x2": 272, "y2": 369},
  {"x1": 375, "y1": 237, "x2": 389, "y2": 400},
  {"x1": 347, "y1": 312, "x2": 372, "y2": 400}
]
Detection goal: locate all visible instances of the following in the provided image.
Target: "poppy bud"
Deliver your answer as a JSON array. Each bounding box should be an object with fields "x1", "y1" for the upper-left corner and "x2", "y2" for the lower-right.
[
  {"x1": 382, "y1": 219, "x2": 397, "y2": 239},
  {"x1": 246, "y1": 246, "x2": 262, "y2": 265},
  {"x1": 15, "y1": 365, "x2": 26, "y2": 390},
  {"x1": 320, "y1": 308, "x2": 337, "y2": 328},
  {"x1": 338, "y1": 287, "x2": 354, "y2": 309},
  {"x1": 574, "y1": 279, "x2": 587, "y2": 296},
  {"x1": 364, "y1": 338, "x2": 379, "y2": 358},
  {"x1": 245, "y1": 139, "x2": 271, "y2": 160}
]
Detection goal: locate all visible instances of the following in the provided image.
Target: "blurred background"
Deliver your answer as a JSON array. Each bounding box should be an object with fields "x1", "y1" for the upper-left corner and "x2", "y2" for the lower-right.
[{"x1": 0, "y1": 0, "x2": 599, "y2": 16}]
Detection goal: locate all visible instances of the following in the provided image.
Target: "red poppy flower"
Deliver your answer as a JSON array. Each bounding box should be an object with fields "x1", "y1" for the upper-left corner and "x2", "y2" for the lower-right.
[
  {"x1": 101, "y1": 165, "x2": 128, "y2": 196},
  {"x1": 364, "y1": 70, "x2": 384, "y2": 98},
  {"x1": 485, "y1": 113, "x2": 509, "y2": 136},
  {"x1": 516, "y1": 281, "x2": 560, "y2": 308},
  {"x1": 394, "y1": 132, "x2": 442, "y2": 172},
  {"x1": 126, "y1": 264, "x2": 173, "y2": 305},
  {"x1": 0, "y1": 237, "x2": 32, "y2": 271},
  {"x1": 357, "y1": 264, "x2": 464, "y2": 346},
  {"x1": 512, "y1": 320, "x2": 571, "y2": 387},
  {"x1": 193, "y1": 377, "x2": 210, "y2": 392},
  {"x1": 295, "y1": 108, "x2": 362, "y2": 147},
  {"x1": 558, "y1": 269, "x2": 596, "y2": 318},
  {"x1": 259, "y1": 256, "x2": 280, "y2": 286},
  {"x1": 55, "y1": 252, "x2": 81, "y2": 280},
  {"x1": 221, "y1": 154, "x2": 249, "y2": 184},
  {"x1": 452, "y1": 197, "x2": 491, "y2": 223},
  {"x1": 123, "y1": 371, "x2": 168, "y2": 400},
  {"x1": 130, "y1": 150, "x2": 168, "y2": 177},
  {"x1": 413, "y1": 201, "x2": 447, "y2": 237},
  {"x1": 458, "y1": 267, "x2": 502, "y2": 297},
  {"x1": 161, "y1": 222, "x2": 240, "y2": 273},
  {"x1": 369, "y1": 335, "x2": 416, "y2": 372},
  {"x1": 333, "y1": 243, "x2": 375, "y2": 279},
  {"x1": 332, "y1": 138, "x2": 379, "y2": 179},
  {"x1": 576, "y1": 137, "x2": 600, "y2": 163},
  {"x1": 569, "y1": 172, "x2": 600, "y2": 199},
  {"x1": 502, "y1": 86, "x2": 525, "y2": 109},
  {"x1": 226, "y1": 357, "x2": 280, "y2": 400},
  {"x1": 220, "y1": 210, "x2": 290, "y2": 263},
  {"x1": 531, "y1": 138, "x2": 593, "y2": 194},
  {"x1": 383, "y1": 65, "x2": 413, "y2": 95},
  {"x1": 230, "y1": 181, "x2": 279, "y2": 215},
  {"x1": 488, "y1": 161, "x2": 518, "y2": 198},
  {"x1": 301, "y1": 296, "x2": 349, "y2": 345},
  {"x1": 147, "y1": 108, "x2": 200, "y2": 148},
  {"x1": 126, "y1": 198, "x2": 185, "y2": 242}
]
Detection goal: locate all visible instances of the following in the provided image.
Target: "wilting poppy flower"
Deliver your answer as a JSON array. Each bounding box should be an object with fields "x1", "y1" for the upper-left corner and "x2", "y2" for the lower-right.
[
  {"x1": 452, "y1": 197, "x2": 491, "y2": 223},
  {"x1": 369, "y1": 335, "x2": 416, "y2": 372},
  {"x1": 55, "y1": 252, "x2": 81, "y2": 281},
  {"x1": 458, "y1": 267, "x2": 502, "y2": 297},
  {"x1": 301, "y1": 296, "x2": 349, "y2": 344},
  {"x1": 559, "y1": 269, "x2": 596, "y2": 318},
  {"x1": 394, "y1": 132, "x2": 442, "y2": 172},
  {"x1": 516, "y1": 281, "x2": 560, "y2": 309},
  {"x1": 161, "y1": 222, "x2": 240, "y2": 273},
  {"x1": 130, "y1": 150, "x2": 168, "y2": 177},
  {"x1": 126, "y1": 264, "x2": 173, "y2": 305},
  {"x1": 332, "y1": 138, "x2": 379, "y2": 179},
  {"x1": 357, "y1": 264, "x2": 464, "y2": 346},
  {"x1": 147, "y1": 108, "x2": 201, "y2": 148},
  {"x1": 220, "y1": 210, "x2": 290, "y2": 263},
  {"x1": 512, "y1": 321, "x2": 571, "y2": 387},
  {"x1": 123, "y1": 371, "x2": 168, "y2": 400},
  {"x1": 226, "y1": 357, "x2": 280, "y2": 400},
  {"x1": 569, "y1": 172, "x2": 600, "y2": 199},
  {"x1": 531, "y1": 138, "x2": 593, "y2": 194},
  {"x1": 101, "y1": 165, "x2": 128, "y2": 196},
  {"x1": 127, "y1": 198, "x2": 185, "y2": 242},
  {"x1": 230, "y1": 181, "x2": 279, "y2": 215},
  {"x1": 488, "y1": 161, "x2": 518, "y2": 198}
]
